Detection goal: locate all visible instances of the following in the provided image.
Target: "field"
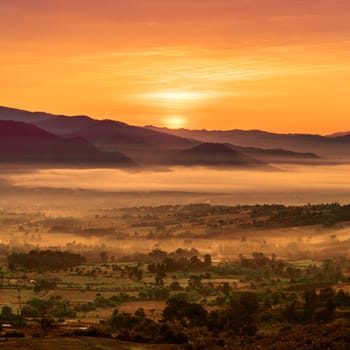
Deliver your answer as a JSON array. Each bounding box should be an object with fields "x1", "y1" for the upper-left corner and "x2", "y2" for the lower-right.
[{"x1": 1, "y1": 203, "x2": 350, "y2": 349}]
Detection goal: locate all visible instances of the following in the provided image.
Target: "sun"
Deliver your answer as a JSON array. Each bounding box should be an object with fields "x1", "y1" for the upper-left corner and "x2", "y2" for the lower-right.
[{"x1": 163, "y1": 116, "x2": 187, "y2": 129}]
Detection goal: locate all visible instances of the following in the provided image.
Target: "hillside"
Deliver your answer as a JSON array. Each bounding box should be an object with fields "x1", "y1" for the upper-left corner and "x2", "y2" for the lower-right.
[
  {"x1": 147, "y1": 126, "x2": 350, "y2": 158},
  {"x1": 0, "y1": 121, "x2": 135, "y2": 167},
  {"x1": 34, "y1": 115, "x2": 97, "y2": 135},
  {"x1": 227, "y1": 144, "x2": 319, "y2": 163},
  {"x1": 2, "y1": 105, "x2": 349, "y2": 164},
  {"x1": 168, "y1": 142, "x2": 265, "y2": 167},
  {"x1": 0, "y1": 106, "x2": 53, "y2": 123},
  {"x1": 327, "y1": 131, "x2": 350, "y2": 137},
  {"x1": 0, "y1": 106, "x2": 198, "y2": 165},
  {"x1": 70, "y1": 120, "x2": 196, "y2": 150}
]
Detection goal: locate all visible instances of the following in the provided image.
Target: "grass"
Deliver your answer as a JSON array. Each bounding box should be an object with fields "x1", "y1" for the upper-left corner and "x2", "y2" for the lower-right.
[{"x1": 0, "y1": 288, "x2": 35, "y2": 308}]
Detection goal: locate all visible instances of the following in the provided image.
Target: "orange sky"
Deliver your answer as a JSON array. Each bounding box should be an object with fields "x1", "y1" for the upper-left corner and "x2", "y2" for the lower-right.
[{"x1": 1, "y1": 0, "x2": 350, "y2": 133}]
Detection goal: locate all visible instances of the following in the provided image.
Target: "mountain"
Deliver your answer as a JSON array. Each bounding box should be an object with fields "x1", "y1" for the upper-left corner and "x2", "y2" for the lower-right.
[
  {"x1": 0, "y1": 106, "x2": 196, "y2": 151},
  {"x1": 1, "y1": 105, "x2": 348, "y2": 165},
  {"x1": 226, "y1": 145, "x2": 318, "y2": 163},
  {"x1": 0, "y1": 106, "x2": 96, "y2": 135},
  {"x1": 326, "y1": 131, "x2": 350, "y2": 138},
  {"x1": 0, "y1": 106, "x2": 53, "y2": 123},
  {"x1": 168, "y1": 142, "x2": 265, "y2": 167},
  {"x1": 0, "y1": 106, "x2": 199, "y2": 165},
  {"x1": 69, "y1": 120, "x2": 196, "y2": 149},
  {"x1": 68, "y1": 120, "x2": 198, "y2": 165},
  {"x1": 0, "y1": 121, "x2": 135, "y2": 167},
  {"x1": 146, "y1": 126, "x2": 350, "y2": 158},
  {"x1": 34, "y1": 115, "x2": 97, "y2": 136}
]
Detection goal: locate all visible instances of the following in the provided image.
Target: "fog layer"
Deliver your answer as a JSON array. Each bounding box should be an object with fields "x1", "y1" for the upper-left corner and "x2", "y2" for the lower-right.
[{"x1": 4, "y1": 165, "x2": 350, "y2": 205}]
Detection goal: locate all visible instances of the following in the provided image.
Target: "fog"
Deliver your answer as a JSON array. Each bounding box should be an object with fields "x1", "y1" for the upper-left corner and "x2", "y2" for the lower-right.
[
  {"x1": 1, "y1": 223, "x2": 350, "y2": 262},
  {"x1": 1, "y1": 164, "x2": 350, "y2": 261},
  {"x1": 3, "y1": 164, "x2": 350, "y2": 205}
]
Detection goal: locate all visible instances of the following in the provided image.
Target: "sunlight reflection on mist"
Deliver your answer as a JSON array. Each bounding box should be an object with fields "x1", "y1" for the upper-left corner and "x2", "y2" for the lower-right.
[{"x1": 7, "y1": 165, "x2": 350, "y2": 193}]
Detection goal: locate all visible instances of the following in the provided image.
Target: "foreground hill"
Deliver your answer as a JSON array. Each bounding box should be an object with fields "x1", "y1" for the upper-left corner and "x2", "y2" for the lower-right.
[
  {"x1": 147, "y1": 126, "x2": 350, "y2": 158},
  {"x1": 168, "y1": 142, "x2": 266, "y2": 167},
  {"x1": 0, "y1": 337, "x2": 174, "y2": 350},
  {"x1": 0, "y1": 121, "x2": 135, "y2": 167},
  {"x1": 2, "y1": 322, "x2": 350, "y2": 350}
]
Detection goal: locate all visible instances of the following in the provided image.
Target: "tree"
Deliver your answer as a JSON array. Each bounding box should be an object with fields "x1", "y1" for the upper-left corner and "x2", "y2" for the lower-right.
[
  {"x1": 1, "y1": 306, "x2": 13, "y2": 318},
  {"x1": 163, "y1": 296, "x2": 208, "y2": 327},
  {"x1": 190, "y1": 255, "x2": 202, "y2": 269},
  {"x1": 7, "y1": 250, "x2": 85, "y2": 271},
  {"x1": 227, "y1": 292, "x2": 259, "y2": 335},
  {"x1": 100, "y1": 251, "x2": 108, "y2": 263},
  {"x1": 303, "y1": 289, "x2": 318, "y2": 323},
  {"x1": 203, "y1": 254, "x2": 212, "y2": 267},
  {"x1": 155, "y1": 270, "x2": 166, "y2": 285}
]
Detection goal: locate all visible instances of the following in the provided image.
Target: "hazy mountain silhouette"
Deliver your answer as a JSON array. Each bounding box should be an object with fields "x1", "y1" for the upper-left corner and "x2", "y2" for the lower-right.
[
  {"x1": 2, "y1": 105, "x2": 349, "y2": 165},
  {"x1": 326, "y1": 131, "x2": 350, "y2": 138},
  {"x1": 34, "y1": 115, "x2": 97, "y2": 135},
  {"x1": 226, "y1": 144, "x2": 318, "y2": 163},
  {"x1": 0, "y1": 121, "x2": 135, "y2": 167},
  {"x1": 0, "y1": 106, "x2": 96, "y2": 135},
  {"x1": 67, "y1": 120, "x2": 198, "y2": 165},
  {"x1": 147, "y1": 126, "x2": 350, "y2": 158},
  {"x1": 168, "y1": 142, "x2": 266, "y2": 167},
  {"x1": 0, "y1": 106, "x2": 53, "y2": 123},
  {"x1": 0, "y1": 106, "x2": 197, "y2": 165},
  {"x1": 0, "y1": 105, "x2": 196, "y2": 149},
  {"x1": 69, "y1": 120, "x2": 196, "y2": 150}
]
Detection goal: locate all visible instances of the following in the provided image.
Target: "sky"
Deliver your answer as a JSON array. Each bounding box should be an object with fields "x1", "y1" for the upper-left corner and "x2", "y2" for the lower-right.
[{"x1": 1, "y1": 0, "x2": 350, "y2": 133}]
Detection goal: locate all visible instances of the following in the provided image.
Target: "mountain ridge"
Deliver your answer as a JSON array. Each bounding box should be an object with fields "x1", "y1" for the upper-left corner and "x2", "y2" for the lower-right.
[
  {"x1": 0, "y1": 120, "x2": 135, "y2": 167},
  {"x1": 2, "y1": 105, "x2": 349, "y2": 164},
  {"x1": 146, "y1": 125, "x2": 350, "y2": 158},
  {"x1": 167, "y1": 142, "x2": 266, "y2": 168}
]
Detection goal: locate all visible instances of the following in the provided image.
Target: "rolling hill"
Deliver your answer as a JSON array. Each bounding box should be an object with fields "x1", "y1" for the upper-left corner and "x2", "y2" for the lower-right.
[
  {"x1": 67, "y1": 120, "x2": 198, "y2": 165},
  {"x1": 34, "y1": 115, "x2": 97, "y2": 135},
  {"x1": 227, "y1": 144, "x2": 319, "y2": 163},
  {"x1": 0, "y1": 121, "x2": 135, "y2": 167},
  {"x1": 69, "y1": 119, "x2": 196, "y2": 150},
  {"x1": 167, "y1": 142, "x2": 266, "y2": 167},
  {"x1": 2, "y1": 105, "x2": 350, "y2": 165},
  {"x1": 327, "y1": 131, "x2": 350, "y2": 138},
  {"x1": 147, "y1": 126, "x2": 350, "y2": 158},
  {"x1": 0, "y1": 106, "x2": 198, "y2": 165},
  {"x1": 0, "y1": 106, "x2": 53, "y2": 123}
]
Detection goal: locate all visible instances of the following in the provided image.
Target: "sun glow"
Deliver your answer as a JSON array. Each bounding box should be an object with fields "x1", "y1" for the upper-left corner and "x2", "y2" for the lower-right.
[
  {"x1": 148, "y1": 91, "x2": 204, "y2": 102},
  {"x1": 138, "y1": 91, "x2": 209, "y2": 108},
  {"x1": 163, "y1": 116, "x2": 187, "y2": 129}
]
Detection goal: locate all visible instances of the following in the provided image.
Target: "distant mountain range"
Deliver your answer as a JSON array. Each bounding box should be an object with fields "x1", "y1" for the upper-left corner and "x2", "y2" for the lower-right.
[
  {"x1": 147, "y1": 126, "x2": 350, "y2": 158},
  {"x1": 326, "y1": 131, "x2": 350, "y2": 138},
  {"x1": 0, "y1": 120, "x2": 134, "y2": 167},
  {"x1": 0, "y1": 105, "x2": 349, "y2": 168}
]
